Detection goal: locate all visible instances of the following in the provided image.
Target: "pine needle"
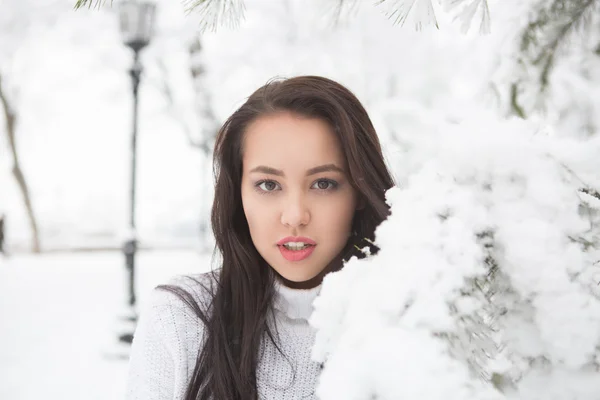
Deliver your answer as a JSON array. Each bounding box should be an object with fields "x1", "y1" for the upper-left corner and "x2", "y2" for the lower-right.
[
  {"x1": 73, "y1": 0, "x2": 111, "y2": 10},
  {"x1": 182, "y1": 0, "x2": 246, "y2": 32}
]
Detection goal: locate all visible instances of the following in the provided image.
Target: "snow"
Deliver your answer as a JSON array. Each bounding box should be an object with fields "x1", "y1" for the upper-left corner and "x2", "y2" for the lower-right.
[
  {"x1": 310, "y1": 113, "x2": 600, "y2": 398},
  {"x1": 0, "y1": 250, "x2": 210, "y2": 400},
  {"x1": 1, "y1": 0, "x2": 499, "y2": 251},
  {"x1": 2, "y1": 0, "x2": 600, "y2": 398}
]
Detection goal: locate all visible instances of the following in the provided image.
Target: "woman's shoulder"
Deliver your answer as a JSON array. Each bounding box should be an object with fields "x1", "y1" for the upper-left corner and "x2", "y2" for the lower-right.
[
  {"x1": 128, "y1": 271, "x2": 220, "y2": 395},
  {"x1": 133, "y1": 270, "x2": 220, "y2": 350},
  {"x1": 148, "y1": 269, "x2": 220, "y2": 316}
]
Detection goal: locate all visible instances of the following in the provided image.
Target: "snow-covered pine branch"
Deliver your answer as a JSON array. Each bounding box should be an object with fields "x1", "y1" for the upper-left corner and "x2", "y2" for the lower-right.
[
  {"x1": 496, "y1": 0, "x2": 600, "y2": 120},
  {"x1": 375, "y1": 0, "x2": 491, "y2": 32},
  {"x1": 181, "y1": 0, "x2": 246, "y2": 32},
  {"x1": 74, "y1": 0, "x2": 111, "y2": 10},
  {"x1": 310, "y1": 110, "x2": 600, "y2": 400},
  {"x1": 72, "y1": 0, "x2": 492, "y2": 33}
]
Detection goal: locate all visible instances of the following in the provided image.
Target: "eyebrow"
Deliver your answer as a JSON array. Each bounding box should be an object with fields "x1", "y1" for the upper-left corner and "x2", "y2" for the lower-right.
[{"x1": 249, "y1": 164, "x2": 345, "y2": 177}]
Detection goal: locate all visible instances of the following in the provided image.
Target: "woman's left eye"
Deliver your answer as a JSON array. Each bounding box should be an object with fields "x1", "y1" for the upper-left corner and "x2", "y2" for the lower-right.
[{"x1": 312, "y1": 179, "x2": 338, "y2": 191}]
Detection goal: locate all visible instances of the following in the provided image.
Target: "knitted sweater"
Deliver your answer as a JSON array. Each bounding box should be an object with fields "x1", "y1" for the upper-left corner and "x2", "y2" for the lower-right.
[{"x1": 125, "y1": 272, "x2": 323, "y2": 400}]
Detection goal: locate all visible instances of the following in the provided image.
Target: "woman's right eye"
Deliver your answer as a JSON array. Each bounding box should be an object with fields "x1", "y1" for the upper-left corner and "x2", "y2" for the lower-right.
[{"x1": 256, "y1": 180, "x2": 280, "y2": 193}]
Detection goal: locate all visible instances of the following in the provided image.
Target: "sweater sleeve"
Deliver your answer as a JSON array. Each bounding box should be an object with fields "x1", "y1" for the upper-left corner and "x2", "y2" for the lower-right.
[{"x1": 125, "y1": 276, "x2": 208, "y2": 400}]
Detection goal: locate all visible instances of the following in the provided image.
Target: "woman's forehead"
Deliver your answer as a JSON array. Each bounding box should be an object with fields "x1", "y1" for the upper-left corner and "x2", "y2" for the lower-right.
[{"x1": 242, "y1": 113, "x2": 345, "y2": 167}]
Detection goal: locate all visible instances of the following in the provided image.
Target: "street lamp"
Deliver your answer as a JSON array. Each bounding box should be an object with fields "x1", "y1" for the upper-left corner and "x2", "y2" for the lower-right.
[{"x1": 117, "y1": 0, "x2": 156, "y2": 345}]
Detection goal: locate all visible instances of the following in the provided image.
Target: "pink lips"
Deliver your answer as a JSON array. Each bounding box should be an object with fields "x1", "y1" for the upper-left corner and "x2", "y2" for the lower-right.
[
  {"x1": 276, "y1": 236, "x2": 317, "y2": 246},
  {"x1": 279, "y1": 244, "x2": 316, "y2": 262},
  {"x1": 277, "y1": 236, "x2": 317, "y2": 262}
]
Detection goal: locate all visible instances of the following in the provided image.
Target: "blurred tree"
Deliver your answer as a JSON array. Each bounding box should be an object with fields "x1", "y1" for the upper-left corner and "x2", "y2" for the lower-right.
[
  {"x1": 0, "y1": 0, "x2": 66, "y2": 253},
  {"x1": 185, "y1": 36, "x2": 219, "y2": 251},
  {"x1": 143, "y1": 3, "x2": 219, "y2": 250},
  {"x1": 507, "y1": 0, "x2": 600, "y2": 120},
  {"x1": 0, "y1": 214, "x2": 5, "y2": 255},
  {"x1": 0, "y1": 76, "x2": 40, "y2": 253},
  {"x1": 489, "y1": 0, "x2": 600, "y2": 212},
  {"x1": 186, "y1": 36, "x2": 219, "y2": 155}
]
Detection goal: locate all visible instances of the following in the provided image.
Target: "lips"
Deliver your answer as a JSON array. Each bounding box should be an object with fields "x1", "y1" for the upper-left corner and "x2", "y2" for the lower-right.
[
  {"x1": 279, "y1": 244, "x2": 316, "y2": 262},
  {"x1": 276, "y1": 236, "x2": 317, "y2": 246},
  {"x1": 276, "y1": 236, "x2": 317, "y2": 262}
]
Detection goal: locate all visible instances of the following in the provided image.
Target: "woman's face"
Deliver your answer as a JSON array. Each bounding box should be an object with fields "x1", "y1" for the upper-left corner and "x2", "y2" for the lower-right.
[{"x1": 241, "y1": 112, "x2": 360, "y2": 287}]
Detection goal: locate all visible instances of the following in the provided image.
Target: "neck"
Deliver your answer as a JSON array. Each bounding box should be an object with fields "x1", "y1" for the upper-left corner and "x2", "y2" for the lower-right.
[{"x1": 273, "y1": 276, "x2": 322, "y2": 320}]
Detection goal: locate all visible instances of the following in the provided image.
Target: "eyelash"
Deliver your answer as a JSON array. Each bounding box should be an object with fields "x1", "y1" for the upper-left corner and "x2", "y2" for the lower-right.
[{"x1": 254, "y1": 179, "x2": 339, "y2": 195}]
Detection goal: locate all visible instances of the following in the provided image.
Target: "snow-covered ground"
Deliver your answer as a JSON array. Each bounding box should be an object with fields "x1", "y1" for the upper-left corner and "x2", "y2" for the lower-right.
[{"x1": 0, "y1": 250, "x2": 211, "y2": 400}]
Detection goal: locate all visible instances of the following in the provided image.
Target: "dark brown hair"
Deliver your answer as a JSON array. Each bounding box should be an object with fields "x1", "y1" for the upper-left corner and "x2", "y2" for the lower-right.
[{"x1": 159, "y1": 76, "x2": 396, "y2": 400}]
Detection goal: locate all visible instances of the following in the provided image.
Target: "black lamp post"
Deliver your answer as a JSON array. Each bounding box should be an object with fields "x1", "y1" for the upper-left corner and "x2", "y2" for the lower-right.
[{"x1": 117, "y1": 0, "x2": 156, "y2": 345}]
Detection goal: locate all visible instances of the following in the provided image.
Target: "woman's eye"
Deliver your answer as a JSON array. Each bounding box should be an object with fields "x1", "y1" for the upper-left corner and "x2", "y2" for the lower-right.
[
  {"x1": 257, "y1": 180, "x2": 279, "y2": 192},
  {"x1": 312, "y1": 179, "x2": 338, "y2": 190},
  {"x1": 255, "y1": 179, "x2": 338, "y2": 194}
]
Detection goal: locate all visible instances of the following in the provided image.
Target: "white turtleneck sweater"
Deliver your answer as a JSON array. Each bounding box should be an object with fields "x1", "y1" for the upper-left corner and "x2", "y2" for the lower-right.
[{"x1": 125, "y1": 272, "x2": 323, "y2": 400}]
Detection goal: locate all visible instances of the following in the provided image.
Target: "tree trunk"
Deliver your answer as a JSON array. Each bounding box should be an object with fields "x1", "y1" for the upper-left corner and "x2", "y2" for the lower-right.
[{"x1": 0, "y1": 74, "x2": 41, "y2": 253}]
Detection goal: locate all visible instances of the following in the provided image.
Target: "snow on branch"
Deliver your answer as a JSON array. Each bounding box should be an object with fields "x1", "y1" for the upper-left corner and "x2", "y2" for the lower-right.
[
  {"x1": 374, "y1": 0, "x2": 491, "y2": 32},
  {"x1": 74, "y1": 0, "x2": 111, "y2": 10},
  {"x1": 112, "y1": 0, "x2": 491, "y2": 33},
  {"x1": 181, "y1": 0, "x2": 246, "y2": 32},
  {"x1": 310, "y1": 111, "x2": 600, "y2": 399}
]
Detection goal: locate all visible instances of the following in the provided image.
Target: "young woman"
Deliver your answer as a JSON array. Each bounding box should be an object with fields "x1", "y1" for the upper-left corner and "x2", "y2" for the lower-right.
[{"x1": 126, "y1": 76, "x2": 396, "y2": 400}]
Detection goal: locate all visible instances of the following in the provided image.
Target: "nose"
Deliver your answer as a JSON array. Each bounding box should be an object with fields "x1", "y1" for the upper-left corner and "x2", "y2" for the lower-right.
[{"x1": 280, "y1": 192, "x2": 310, "y2": 228}]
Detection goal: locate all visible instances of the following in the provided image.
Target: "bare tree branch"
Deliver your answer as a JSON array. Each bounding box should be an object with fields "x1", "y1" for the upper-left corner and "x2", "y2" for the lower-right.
[
  {"x1": 0, "y1": 74, "x2": 41, "y2": 253},
  {"x1": 186, "y1": 36, "x2": 219, "y2": 154}
]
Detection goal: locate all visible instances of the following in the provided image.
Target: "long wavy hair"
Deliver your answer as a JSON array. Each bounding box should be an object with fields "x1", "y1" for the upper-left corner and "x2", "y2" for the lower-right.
[{"x1": 158, "y1": 76, "x2": 396, "y2": 400}]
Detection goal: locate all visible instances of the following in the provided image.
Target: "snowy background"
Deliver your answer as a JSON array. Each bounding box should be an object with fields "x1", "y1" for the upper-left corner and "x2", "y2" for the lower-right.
[{"x1": 2, "y1": 0, "x2": 600, "y2": 399}]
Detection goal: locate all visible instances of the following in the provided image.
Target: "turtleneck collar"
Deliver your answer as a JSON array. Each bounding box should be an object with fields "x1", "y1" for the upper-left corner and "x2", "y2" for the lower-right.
[{"x1": 273, "y1": 278, "x2": 322, "y2": 321}]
